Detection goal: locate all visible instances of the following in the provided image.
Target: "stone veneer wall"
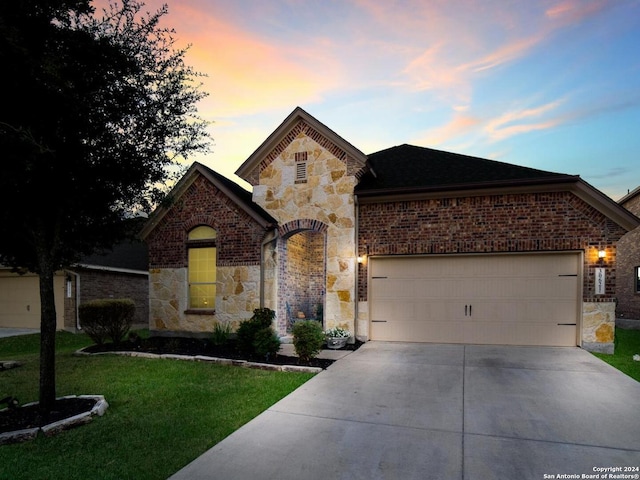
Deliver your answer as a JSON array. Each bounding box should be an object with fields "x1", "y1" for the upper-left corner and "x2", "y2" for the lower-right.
[
  {"x1": 252, "y1": 135, "x2": 357, "y2": 336},
  {"x1": 582, "y1": 301, "x2": 616, "y2": 353},
  {"x1": 357, "y1": 192, "x2": 628, "y2": 350},
  {"x1": 149, "y1": 265, "x2": 260, "y2": 334},
  {"x1": 145, "y1": 174, "x2": 270, "y2": 335}
]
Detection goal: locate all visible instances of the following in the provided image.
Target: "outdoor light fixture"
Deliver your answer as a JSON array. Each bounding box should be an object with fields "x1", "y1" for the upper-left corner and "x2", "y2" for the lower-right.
[
  {"x1": 598, "y1": 250, "x2": 606, "y2": 259},
  {"x1": 357, "y1": 256, "x2": 365, "y2": 264}
]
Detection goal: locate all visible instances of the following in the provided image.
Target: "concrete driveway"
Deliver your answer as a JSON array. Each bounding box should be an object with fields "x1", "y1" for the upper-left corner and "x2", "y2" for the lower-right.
[{"x1": 169, "y1": 342, "x2": 640, "y2": 480}]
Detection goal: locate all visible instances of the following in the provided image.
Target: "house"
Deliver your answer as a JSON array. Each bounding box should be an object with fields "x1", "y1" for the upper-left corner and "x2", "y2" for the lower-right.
[
  {"x1": 616, "y1": 186, "x2": 640, "y2": 321},
  {"x1": 141, "y1": 107, "x2": 639, "y2": 353},
  {"x1": 0, "y1": 235, "x2": 149, "y2": 331}
]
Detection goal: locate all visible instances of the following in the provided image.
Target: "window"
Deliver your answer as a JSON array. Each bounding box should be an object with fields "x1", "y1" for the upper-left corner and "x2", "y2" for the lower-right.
[
  {"x1": 636, "y1": 266, "x2": 640, "y2": 293},
  {"x1": 295, "y1": 151, "x2": 307, "y2": 183},
  {"x1": 187, "y1": 226, "x2": 216, "y2": 309}
]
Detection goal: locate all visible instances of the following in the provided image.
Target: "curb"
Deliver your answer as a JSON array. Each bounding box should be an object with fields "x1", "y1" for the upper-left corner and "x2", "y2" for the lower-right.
[
  {"x1": 0, "y1": 395, "x2": 109, "y2": 446},
  {"x1": 74, "y1": 349, "x2": 323, "y2": 374}
]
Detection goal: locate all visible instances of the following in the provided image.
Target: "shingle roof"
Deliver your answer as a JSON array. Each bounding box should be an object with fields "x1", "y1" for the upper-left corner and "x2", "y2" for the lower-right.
[
  {"x1": 356, "y1": 144, "x2": 576, "y2": 194},
  {"x1": 79, "y1": 240, "x2": 148, "y2": 272}
]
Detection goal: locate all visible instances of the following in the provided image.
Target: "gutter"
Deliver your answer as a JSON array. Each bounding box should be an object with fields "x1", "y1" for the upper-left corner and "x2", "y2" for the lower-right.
[
  {"x1": 355, "y1": 175, "x2": 581, "y2": 200},
  {"x1": 73, "y1": 264, "x2": 149, "y2": 276}
]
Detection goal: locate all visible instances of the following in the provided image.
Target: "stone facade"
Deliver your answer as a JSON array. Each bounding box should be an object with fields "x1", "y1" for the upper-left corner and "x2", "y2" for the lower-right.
[
  {"x1": 616, "y1": 191, "x2": 640, "y2": 320},
  {"x1": 251, "y1": 132, "x2": 358, "y2": 334},
  {"x1": 145, "y1": 173, "x2": 270, "y2": 335}
]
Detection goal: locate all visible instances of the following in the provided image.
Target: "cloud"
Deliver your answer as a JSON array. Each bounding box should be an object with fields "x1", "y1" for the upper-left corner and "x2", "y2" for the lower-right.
[
  {"x1": 419, "y1": 112, "x2": 482, "y2": 145},
  {"x1": 545, "y1": 0, "x2": 609, "y2": 24},
  {"x1": 485, "y1": 100, "x2": 565, "y2": 141}
]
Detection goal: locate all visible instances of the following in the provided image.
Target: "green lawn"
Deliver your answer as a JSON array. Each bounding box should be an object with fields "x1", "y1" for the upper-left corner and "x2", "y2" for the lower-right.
[
  {"x1": 0, "y1": 331, "x2": 315, "y2": 480},
  {"x1": 592, "y1": 327, "x2": 640, "y2": 382}
]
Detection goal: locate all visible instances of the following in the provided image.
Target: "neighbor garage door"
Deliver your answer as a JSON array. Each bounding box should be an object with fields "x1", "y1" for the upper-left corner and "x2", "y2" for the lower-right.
[{"x1": 369, "y1": 253, "x2": 580, "y2": 346}]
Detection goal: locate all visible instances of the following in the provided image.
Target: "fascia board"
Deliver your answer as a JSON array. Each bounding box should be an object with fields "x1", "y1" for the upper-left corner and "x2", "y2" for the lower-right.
[{"x1": 235, "y1": 107, "x2": 367, "y2": 181}]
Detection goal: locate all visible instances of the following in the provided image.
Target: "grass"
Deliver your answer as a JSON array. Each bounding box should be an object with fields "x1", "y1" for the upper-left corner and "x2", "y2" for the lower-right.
[
  {"x1": 592, "y1": 327, "x2": 640, "y2": 382},
  {"x1": 0, "y1": 331, "x2": 315, "y2": 480}
]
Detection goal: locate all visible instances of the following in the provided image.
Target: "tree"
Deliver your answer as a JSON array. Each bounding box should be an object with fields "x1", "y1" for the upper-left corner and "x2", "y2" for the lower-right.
[{"x1": 0, "y1": 0, "x2": 210, "y2": 412}]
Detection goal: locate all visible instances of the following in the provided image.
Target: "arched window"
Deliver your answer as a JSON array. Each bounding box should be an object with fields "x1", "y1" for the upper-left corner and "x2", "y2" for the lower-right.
[{"x1": 187, "y1": 226, "x2": 216, "y2": 309}]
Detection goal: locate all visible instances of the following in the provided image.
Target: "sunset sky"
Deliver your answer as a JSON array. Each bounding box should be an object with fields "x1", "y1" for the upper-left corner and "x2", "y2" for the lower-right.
[{"x1": 100, "y1": 0, "x2": 640, "y2": 201}]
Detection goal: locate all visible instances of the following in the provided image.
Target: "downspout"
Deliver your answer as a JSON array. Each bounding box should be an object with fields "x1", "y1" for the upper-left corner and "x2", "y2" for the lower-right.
[{"x1": 354, "y1": 194, "x2": 359, "y2": 341}]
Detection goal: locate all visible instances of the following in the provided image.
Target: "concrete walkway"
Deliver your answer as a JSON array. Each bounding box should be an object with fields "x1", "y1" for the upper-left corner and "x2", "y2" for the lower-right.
[
  {"x1": 0, "y1": 328, "x2": 39, "y2": 338},
  {"x1": 169, "y1": 342, "x2": 640, "y2": 480}
]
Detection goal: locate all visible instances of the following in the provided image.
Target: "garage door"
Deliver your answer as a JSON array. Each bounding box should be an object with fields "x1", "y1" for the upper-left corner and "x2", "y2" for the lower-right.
[
  {"x1": 369, "y1": 253, "x2": 580, "y2": 346},
  {"x1": 0, "y1": 274, "x2": 65, "y2": 329}
]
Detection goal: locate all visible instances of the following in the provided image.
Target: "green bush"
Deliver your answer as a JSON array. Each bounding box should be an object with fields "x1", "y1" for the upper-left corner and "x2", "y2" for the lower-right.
[
  {"x1": 236, "y1": 308, "x2": 278, "y2": 357},
  {"x1": 211, "y1": 322, "x2": 232, "y2": 346},
  {"x1": 79, "y1": 298, "x2": 135, "y2": 346},
  {"x1": 253, "y1": 327, "x2": 281, "y2": 360},
  {"x1": 292, "y1": 320, "x2": 324, "y2": 363}
]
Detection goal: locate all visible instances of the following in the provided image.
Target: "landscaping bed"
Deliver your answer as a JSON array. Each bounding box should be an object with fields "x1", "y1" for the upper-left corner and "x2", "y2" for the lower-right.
[{"x1": 80, "y1": 335, "x2": 361, "y2": 369}]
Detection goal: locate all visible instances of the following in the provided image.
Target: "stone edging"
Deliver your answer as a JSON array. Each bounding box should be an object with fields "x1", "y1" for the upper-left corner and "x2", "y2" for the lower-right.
[
  {"x1": 0, "y1": 395, "x2": 109, "y2": 446},
  {"x1": 73, "y1": 349, "x2": 323, "y2": 374}
]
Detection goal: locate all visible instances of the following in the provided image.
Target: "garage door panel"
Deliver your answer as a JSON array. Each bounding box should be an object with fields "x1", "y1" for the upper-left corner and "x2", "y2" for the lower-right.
[{"x1": 369, "y1": 254, "x2": 579, "y2": 346}]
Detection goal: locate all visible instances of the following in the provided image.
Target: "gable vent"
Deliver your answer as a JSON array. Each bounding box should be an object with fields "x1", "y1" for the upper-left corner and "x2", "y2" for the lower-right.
[{"x1": 295, "y1": 151, "x2": 308, "y2": 183}]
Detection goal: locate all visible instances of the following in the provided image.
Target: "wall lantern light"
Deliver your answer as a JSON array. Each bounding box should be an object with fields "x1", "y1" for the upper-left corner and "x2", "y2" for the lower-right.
[
  {"x1": 357, "y1": 255, "x2": 365, "y2": 264},
  {"x1": 598, "y1": 250, "x2": 606, "y2": 259}
]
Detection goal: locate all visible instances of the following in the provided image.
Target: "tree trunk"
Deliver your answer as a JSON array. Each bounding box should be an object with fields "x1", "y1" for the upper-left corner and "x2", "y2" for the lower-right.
[{"x1": 39, "y1": 266, "x2": 57, "y2": 413}]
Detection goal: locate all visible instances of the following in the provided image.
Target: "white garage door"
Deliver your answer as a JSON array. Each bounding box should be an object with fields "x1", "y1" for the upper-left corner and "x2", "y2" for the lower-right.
[
  {"x1": 369, "y1": 253, "x2": 580, "y2": 346},
  {"x1": 0, "y1": 274, "x2": 65, "y2": 329}
]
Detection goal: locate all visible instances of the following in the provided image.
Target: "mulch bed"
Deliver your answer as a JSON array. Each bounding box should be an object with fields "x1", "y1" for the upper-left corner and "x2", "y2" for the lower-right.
[
  {"x1": 0, "y1": 397, "x2": 96, "y2": 435},
  {"x1": 82, "y1": 335, "x2": 363, "y2": 369}
]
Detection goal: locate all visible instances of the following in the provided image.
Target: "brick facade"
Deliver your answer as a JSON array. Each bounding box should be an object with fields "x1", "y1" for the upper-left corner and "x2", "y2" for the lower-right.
[
  {"x1": 64, "y1": 269, "x2": 149, "y2": 329},
  {"x1": 145, "y1": 173, "x2": 271, "y2": 334},
  {"x1": 146, "y1": 176, "x2": 268, "y2": 268},
  {"x1": 617, "y1": 192, "x2": 640, "y2": 319},
  {"x1": 357, "y1": 192, "x2": 627, "y2": 300}
]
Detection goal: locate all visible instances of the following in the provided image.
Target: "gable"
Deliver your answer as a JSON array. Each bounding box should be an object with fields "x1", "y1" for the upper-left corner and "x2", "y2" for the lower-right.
[
  {"x1": 619, "y1": 186, "x2": 640, "y2": 216},
  {"x1": 235, "y1": 107, "x2": 368, "y2": 186},
  {"x1": 140, "y1": 162, "x2": 275, "y2": 241}
]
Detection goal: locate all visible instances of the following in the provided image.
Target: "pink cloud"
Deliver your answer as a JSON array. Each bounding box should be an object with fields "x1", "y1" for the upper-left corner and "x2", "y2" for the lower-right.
[
  {"x1": 546, "y1": 0, "x2": 609, "y2": 24},
  {"x1": 485, "y1": 101, "x2": 565, "y2": 141}
]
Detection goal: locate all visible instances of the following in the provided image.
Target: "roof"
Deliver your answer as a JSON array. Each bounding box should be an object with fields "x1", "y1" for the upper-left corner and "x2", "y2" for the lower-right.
[
  {"x1": 139, "y1": 162, "x2": 276, "y2": 240},
  {"x1": 356, "y1": 144, "x2": 575, "y2": 194},
  {"x1": 78, "y1": 240, "x2": 148, "y2": 272},
  {"x1": 618, "y1": 185, "x2": 640, "y2": 206},
  {"x1": 355, "y1": 144, "x2": 640, "y2": 232}
]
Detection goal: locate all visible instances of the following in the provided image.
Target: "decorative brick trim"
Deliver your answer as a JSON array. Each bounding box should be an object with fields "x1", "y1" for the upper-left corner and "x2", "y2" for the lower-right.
[{"x1": 279, "y1": 219, "x2": 329, "y2": 238}]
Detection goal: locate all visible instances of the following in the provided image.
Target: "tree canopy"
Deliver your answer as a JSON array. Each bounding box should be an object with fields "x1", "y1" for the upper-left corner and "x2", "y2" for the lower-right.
[{"x1": 0, "y1": 0, "x2": 211, "y2": 410}]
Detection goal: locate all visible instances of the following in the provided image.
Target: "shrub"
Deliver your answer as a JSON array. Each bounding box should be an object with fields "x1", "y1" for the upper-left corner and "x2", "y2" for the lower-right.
[
  {"x1": 252, "y1": 327, "x2": 281, "y2": 360},
  {"x1": 292, "y1": 320, "x2": 324, "y2": 363},
  {"x1": 212, "y1": 322, "x2": 232, "y2": 346},
  {"x1": 79, "y1": 298, "x2": 135, "y2": 346},
  {"x1": 236, "y1": 308, "x2": 277, "y2": 356}
]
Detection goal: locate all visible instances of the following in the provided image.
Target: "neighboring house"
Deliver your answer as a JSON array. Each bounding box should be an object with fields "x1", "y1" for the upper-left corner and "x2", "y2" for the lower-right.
[
  {"x1": 616, "y1": 186, "x2": 640, "y2": 320},
  {"x1": 0, "y1": 236, "x2": 148, "y2": 331},
  {"x1": 141, "y1": 107, "x2": 639, "y2": 353}
]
